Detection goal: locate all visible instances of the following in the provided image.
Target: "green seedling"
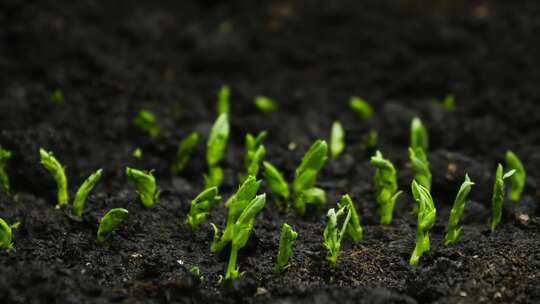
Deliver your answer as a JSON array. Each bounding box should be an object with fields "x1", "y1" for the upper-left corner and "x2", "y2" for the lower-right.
[
  {"x1": 409, "y1": 147, "x2": 432, "y2": 191},
  {"x1": 409, "y1": 181, "x2": 437, "y2": 266},
  {"x1": 491, "y1": 164, "x2": 515, "y2": 231},
  {"x1": 444, "y1": 174, "x2": 474, "y2": 246},
  {"x1": 217, "y1": 85, "x2": 230, "y2": 115},
  {"x1": 133, "y1": 110, "x2": 160, "y2": 137},
  {"x1": 97, "y1": 208, "x2": 129, "y2": 242},
  {"x1": 330, "y1": 121, "x2": 345, "y2": 158},
  {"x1": 323, "y1": 206, "x2": 351, "y2": 265},
  {"x1": 133, "y1": 148, "x2": 142, "y2": 159},
  {"x1": 211, "y1": 176, "x2": 262, "y2": 253},
  {"x1": 505, "y1": 151, "x2": 525, "y2": 202},
  {"x1": 362, "y1": 130, "x2": 378, "y2": 151},
  {"x1": 172, "y1": 132, "x2": 199, "y2": 174},
  {"x1": 442, "y1": 94, "x2": 455, "y2": 111},
  {"x1": 273, "y1": 223, "x2": 298, "y2": 273},
  {"x1": 263, "y1": 161, "x2": 290, "y2": 206},
  {"x1": 40, "y1": 148, "x2": 68, "y2": 207},
  {"x1": 225, "y1": 194, "x2": 266, "y2": 279},
  {"x1": 254, "y1": 96, "x2": 277, "y2": 113},
  {"x1": 50, "y1": 89, "x2": 64, "y2": 104},
  {"x1": 0, "y1": 147, "x2": 12, "y2": 194},
  {"x1": 0, "y1": 218, "x2": 20, "y2": 250},
  {"x1": 243, "y1": 131, "x2": 267, "y2": 181},
  {"x1": 410, "y1": 117, "x2": 428, "y2": 151},
  {"x1": 370, "y1": 151, "x2": 402, "y2": 224},
  {"x1": 349, "y1": 96, "x2": 373, "y2": 119},
  {"x1": 337, "y1": 194, "x2": 363, "y2": 242},
  {"x1": 205, "y1": 113, "x2": 230, "y2": 188},
  {"x1": 190, "y1": 266, "x2": 203, "y2": 279},
  {"x1": 186, "y1": 187, "x2": 221, "y2": 230},
  {"x1": 72, "y1": 169, "x2": 103, "y2": 218},
  {"x1": 125, "y1": 167, "x2": 160, "y2": 208}
]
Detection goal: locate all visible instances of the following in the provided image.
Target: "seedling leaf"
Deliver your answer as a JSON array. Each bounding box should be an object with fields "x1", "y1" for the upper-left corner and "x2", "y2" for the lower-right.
[
  {"x1": 125, "y1": 167, "x2": 159, "y2": 208},
  {"x1": 134, "y1": 110, "x2": 160, "y2": 137},
  {"x1": 254, "y1": 96, "x2": 277, "y2": 113},
  {"x1": 292, "y1": 140, "x2": 328, "y2": 214},
  {"x1": 409, "y1": 147, "x2": 432, "y2": 191},
  {"x1": 172, "y1": 132, "x2": 199, "y2": 174},
  {"x1": 330, "y1": 121, "x2": 345, "y2": 158},
  {"x1": 72, "y1": 169, "x2": 103, "y2": 218},
  {"x1": 409, "y1": 181, "x2": 436, "y2": 266},
  {"x1": 273, "y1": 223, "x2": 298, "y2": 273},
  {"x1": 349, "y1": 96, "x2": 373, "y2": 119},
  {"x1": 323, "y1": 206, "x2": 351, "y2": 265},
  {"x1": 39, "y1": 148, "x2": 69, "y2": 207},
  {"x1": 505, "y1": 150, "x2": 525, "y2": 202},
  {"x1": 338, "y1": 194, "x2": 363, "y2": 242},
  {"x1": 186, "y1": 187, "x2": 221, "y2": 230},
  {"x1": 370, "y1": 151, "x2": 401, "y2": 224},
  {"x1": 0, "y1": 147, "x2": 12, "y2": 194},
  {"x1": 491, "y1": 164, "x2": 515, "y2": 231},
  {"x1": 410, "y1": 117, "x2": 428, "y2": 151},
  {"x1": 444, "y1": 174, "x2": 474, "y2": 246},
  {"x1": 263, "y1": 161, "x2": 290, "y2": 202},
  {"x1": 97, "y1": 208, "x2": 129, "y2": 242},
  {"x1": 217, "y1": 85, "x2": 230, "y2": 115}
]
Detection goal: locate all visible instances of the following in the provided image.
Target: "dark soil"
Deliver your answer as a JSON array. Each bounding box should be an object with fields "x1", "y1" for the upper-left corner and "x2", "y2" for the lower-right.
[{"x1": 1, "y1": 0, "x2": 540, "y2": 303}]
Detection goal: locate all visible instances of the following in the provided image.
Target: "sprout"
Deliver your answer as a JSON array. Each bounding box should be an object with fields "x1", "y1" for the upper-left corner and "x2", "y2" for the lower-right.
[
  {"x1": 133, "y1": 148, "x2": 143, "y2": 159},
  {"x1": 50, "y1": 89, "x2": 64, "y2": 104},
  {"x1": 442, "y1": 94, "x2": 455, "y2": 111},
  {"x1": 323, "y1": 206, "x2": 351, "y2": 265},
  {"x1": 254, "y1": 96, "x2": 277, "y2": 113},
  {"x1": 133, "y1": 110, "x2": 160, "y2": 137},
  {"x1": 0, "y1": 147, "x2": 12, "y2": 194},
  {"x1": 444, "y1": 174, "x2": 474, "y2": 246},
  {"x1": 263, "y1": 161, "x2": 290, "y2": 205},
  {"x1": 505, "y1": 151, "x2": 525, "y2": 202},
  {"x1": 349, "y1": 96, "x2": 373, "y2": 119},
  {"x1": 243, "y1": 131, "x2": 267, "y2": 180},
  {"x1": 225, "y1": 194, "x2": 266, "y2": 279},
  {"x1": 186, "y1": 187, "x2": 221, "y2": 230},
  {"x1": 337, "y1": 194, "x2": 363, "y2": 242},
  {"x1": 330, "y1": 121, "x2": 345, "y2": 159},
  {"x1": 125, "y1": 167, "x2": 160, "y2": 208},
  {"x1": 409, "y1": 181, "x2": 437, "y2": 266},
  {"x1": 97, "y1": 208, "x2": 129, "y2": 242},
  {"x1": 408, "y1": 147, "x2": 432, "y2": 191},
  {"x1": 171, "y1": 132, "x2": 199, "y2": 174},
  {"x1": 292, "y1": 140, "x2": 328, "y2": 215},
  {"x1": 211, "y1": 176, "x2": 261, "y2": 253},
  {"x1": 0, "y1": 218, "x2": 20, "y2": 249},
  {"x1": 273, "y1": 223, "x2": 298, "y2": 273},
  {"x1": 370, "y1": 151, "x2": 402, "y2": 224},
  {"x1": 190, "y1": 266, "x2": 202, "y2": 279},
  {"x1": 72, "y1": 169, "x2": 103, "y2": 218},
  {"x1": 217, "y1": 85, "x2": 230, "y2": 115},
  {"x1": 40, "y1": 148, "x2": 68, "y2": 207},
  {"x1": 410, "y1": 117, "x2": 428, "y2": 151},
  {"x1": 205, "y1": 113, "x2": 230, "y2": 188},
  {"x1": 490, "y1": 164, "x2": 515, "y2": 231},
  {"x1": 362, "y1": 130, "x2": 378, "y2": 151}
]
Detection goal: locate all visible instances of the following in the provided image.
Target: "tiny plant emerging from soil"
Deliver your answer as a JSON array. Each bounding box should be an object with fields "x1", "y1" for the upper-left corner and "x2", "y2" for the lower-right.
[
  {"x1": 225, "y1": 194, "x2": 267, "y2": 280},
  {"x1": 97, "y1": 208, "x2": 129, "y2": 242},
  {"x1": 133, "y1": 110, "x2": 160, "y2": 137},
  {"x1": 410, "y1": 117, "x2": 428, "y2": 151},
  {"x1": 409, "y1": 180, "x2": 436, "y2": 266},
  {"x1": 337, "y1": 194, "x2": 363, "y2": 242},
  {"x1": 205, "y1": 113, "x2": 230, "y2": 188},
  {"x1": 254, "y1": 96, "x2": 277, "y2": 113},
  {"x1": 186, "y1": 187, "x2": 221, "y2": 230},
  {"x1": 125, "y1": 167, "x2": 160, "y2": 208},
  {"x1": 273, "y1": 223, "x2": 298, "y2": 273},
  {"x1": 490, "y1": 164, "x2": 515, "y2": 231},
  {"x1": 349, "y1": 96, "x2": 373, "y2": 119},
  {"x1": 40, "y1": 148, "x2": 68, "y2": 207},
  {"x1": 133, "y1": 148, "x2": 143, "y2": 159},
  {"x1": 0, "y1": 146, "x2": 12, "y2": 194},
  {"x1": 171, "y1": 132, "x2": 199, "y2": 174},
  {"x1": 442, "y1": 94, "x2": 455, "y2": 111},
  {"x1": 330, "y1": 121, "x2": 345, "y2": 158},
  {"x1": 370, "y1": 151, "x2": 402, "y2": 224},
  {"x1": 72, "y1": 169, "x2": 103, "y2": 218},
  {"x1": 505, "y1": 150, "x2": 525, "y2": 202},
  {"x1": 242, "y1": 131, "x2": 267, "y2": 181},
  {"x1": 263, "y1": 161, "x2": 289, "y2": 207},
  {"x1": 408, "y1": 147, "x2": 432, "y2": 190},
  {"x1": 217, "y1": 85, "x2": 230, "y2": 115},
  {"x1": 0, "y1": 218, "x2": 20, "y2": 250},
  {"x1": 323, "y1": 205, "x2": 351, "y2": 265},
  {"x1": 444, "y1": 174, "x2": 474, "y2": 246}
]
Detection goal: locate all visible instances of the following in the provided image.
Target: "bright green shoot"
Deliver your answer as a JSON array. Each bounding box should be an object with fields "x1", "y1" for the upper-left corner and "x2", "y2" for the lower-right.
[
  {"x1": 444, "y1": 174, "x2": 474, "y2": 246},
  {"x1": 409, "y1": 181, "x2": 437, "y2": 266},
  {"x1": 172, "y1": 132, "x2": 199, "y2": 174},
  {"x1": 370, "y1": 151, "x2": 402, "y2": 224},
  {"x1": 186, "y1": 187, "x2": 221, "y2": 230},
  {"x1": 349, "y1": 96, "x2": 373, "y2": 119},
  {"x1": 491, "y1": 164, "x2": 515, "y2": 231},
  {"x1": 97, "y1": 208, "x2": 129, "y2": 242},
  {"x1": 410, "y1": 117, "x2": 428, "y2": 151},
  {"x1": 409, "y1": 147, "x2": 432, "y2": 191},
  {"x1": 330, "y1": 121, "x2": 345, "y2": 159},
  {"x1": 134, "y1": 110, "x2": 160, "y2": 137},
  {"x1": 0, "y1": 218, "x2": 20, "y2": 249},
  {"x1": 254, "y1": 96, "x2": 277, "y2": 113},
  {"x1": 0, "y1": 147, "x2": 12, "y2": 194},
  {"x1": 323, "y1": 206, "x2": 351, "y2": 265},
  {"x1": 72, "y1": 169, "x2": 103, "y2": 218},
  {"x1": 442, "y1": 94, "x2": 455, "y2": 111},
  {"x1": 125, "y1": 167, "x2": 160, "y2": 208},
  {"x1": 273, "y1": 223, "x2": 298, "y2": 273},
  {"x1": 337, "y1": 194, "x2": 363, "y2": 242},
  {"x1": 263, "y1": 161, "x2": 290, "y2": 205},
  {"x1": 292, "y1": 140, "x2": 328, "y2": 215},
  {"x1": 243, "y1": 131, "x2": 267, "y2": 180},
  {"x1": 505, "y1": 151, "x2": 525, "y2": 202},
  {"x1": 205, "y1": 113, "x2": 230, "y2": 188},
  {"x1": 40, "y1": 148, "x2": 68, "y2": 207},
  {"x1": 226, "y1": 194, "x2": 266, "y2": 280},
  {"x1": 217, "y1": 85, "x2": 230, "y2": 115},
  {"x1": 133, "y1": 148, "x2": 143, "y2": 159}
]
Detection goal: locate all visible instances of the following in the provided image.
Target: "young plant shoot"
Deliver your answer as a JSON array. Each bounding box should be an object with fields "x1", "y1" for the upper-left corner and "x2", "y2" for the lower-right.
[
  {"x1": 442, "y1": 94, "x2": 455, "y2": 111},
  {"x1": 0, "y1": 218, "x2": 20, "y2": 250},
  {"x1": 186, "y1": 187, "x2": 221, "y2": 230},
  {"x1": 323, "y1": 206, "x2": 351, "y2": 265},
  {"x1": 97, "y1": 208, "x2": 129, "y2": 242},
  {"x1": 505, "y1": 150, "x2": 525, "y2": 202},
  {"x1": 330, "y1": 121, "x2": 345, "y2": 158},
  {"x1": 410, "y1": 117, "x2": 428, "y2": 151},
  {"x1": 444, "y1": 174, "x2": 474, "y2": 246},
  {"x1": 205, "y1": 113, "x2": 230, "y2": 188},
  {"x1": 226, "y1": 194, "x2": 267, "y2": 279},
  {"x1": 409, "y1": 181, "x2": 437, "y2": 266},
  {"x1": 171, "y1": 132, "x2": 199, "y2": 174},
  {"x1": 217, "y1": 85, "x2": 230, "y2": 115},
  {"x1": 243, "y1": 131, "x2": 267, "y2": 180},
  {"x1": 125, "y1": 167, "x2": 160, "y2": 208},
  {"x1": 370, "y1": 151, "x2": 402, "y2": 224},
  {"x1": 349, "y1": 96, "x2": 373, "y2": 119},
  {"x1": 273, "y1": 223, "x2": 298, "y2": 273},
  {"x1": 337, "y1": 194, "x2": 363, "y2": 242},
  {"x1": 292, "y1": 140, "x2": 328, "y2": 215},
  {"x1": 40, "y1": 148, "x2": 68, "y2": 207},
  {"x1": 0, "y1": 147, "x2": 12, "y2": 194},
  {"x1": 134, "y1": 110, "x2": 160, "y2": 137},
  {"x1": 72, "y1": 169, "x2": 103, "y2": 218},
  {"x1": 408, "y1": 147, "x2": 432, "y2": 191},
  {"x1": 254, "y1": 96, "x2": 277, "y2": 113},
  {"x1": 491, "y1": 164, "x2": 515, "y2": 231},
  {"x1": 263, "y1": 161, "x2": 290, "y2": 206}
]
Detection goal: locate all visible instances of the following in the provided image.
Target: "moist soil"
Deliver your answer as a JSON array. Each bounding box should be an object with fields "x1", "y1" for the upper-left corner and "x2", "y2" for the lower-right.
[{"x1": 1, "y1": 0, "x2": 540, "y2": 303}]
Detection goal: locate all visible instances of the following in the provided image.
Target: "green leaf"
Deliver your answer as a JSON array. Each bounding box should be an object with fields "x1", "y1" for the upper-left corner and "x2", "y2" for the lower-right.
[
  {"x1": 217, "y1": 85, "x2": 230, "y2": 115},
  {"x1": 186, "y1": 187, "x2": 221, "y2": 230},
  {"x1": 408, "y1": 147, "x2": 432, "y2": 191},
  {"x1": 125, "y1": 167, "x2": 159, "y2": 208},
  {"x1": 97, "y1": 208, "x2": 129, "y2": 242},
  {"x1": 0, "y1": 147, "x2": 12, "y2": 194},
  {"x1": 72, "y1": 169, "x2": 103, "y2": 218},
  {"x1": 505, "y1": 150, "x2": 525, "y2": 202},
  {"x1": 39, "y1": 148, "x2": 68, "y2": 207},
  {"x1": 263, "y1": 161, "x2": 290, "y2": 201},
  {"x1": 338, "y1": 194, "x2": 363, "y2": 242},
  {"x1": 442, "y1": 94, "x2": 455, "y2": 111},
  {"x1": 323, "y1": 206, "x2": 351, "y2": 265},
  {"x1": 370, "y1": 151, "x2": 400, "y2": 224},
  {"x1": 349, "y1": 96, "x2": 373, "y2": 119},
  {"x1": 172, "y1": 132, "x2": 199, "y2": 174},
  {"x1": 243, "y1": 132, "x2": 267, "y2": 180},
  {"x1": 330, "y1": 121, "x2": 345, "y2": 158},
  {"x1": 254, "y1": 96, "x2": 277, "y2": 113},
  {"x1": 133, "y1": 148, "x2": 143, "y2": 159},
  {"x1": 490, "y1": 164, "x2": 515, "y2": 231},
  {"x1": 133, "y1": 110, "x2": 160, "y2": 137},
  {"x1": 206, "y1": 113, "x2": 230, "y2": 169},
  {"x1": 273, "y1": 223, "x2": 298, "y2": 273},
  {"x1": 0, "y1": 218, "x2": 14, "y2": 249},
  {"x1": 292, "y1": 140, "x2": 328, "y2": 214},
  {"x1": 410, "y1": 117, "x2": 428, "y2": 151},
  {"x1": 204, "y1": 166, "x2": 224, "y2": 189},
  {"x1": 409, "y1": 181, "x2": 436, "y2": 266},
  {"x1": 444, "y1": 174, "x2": 474, "y2": 246}
]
